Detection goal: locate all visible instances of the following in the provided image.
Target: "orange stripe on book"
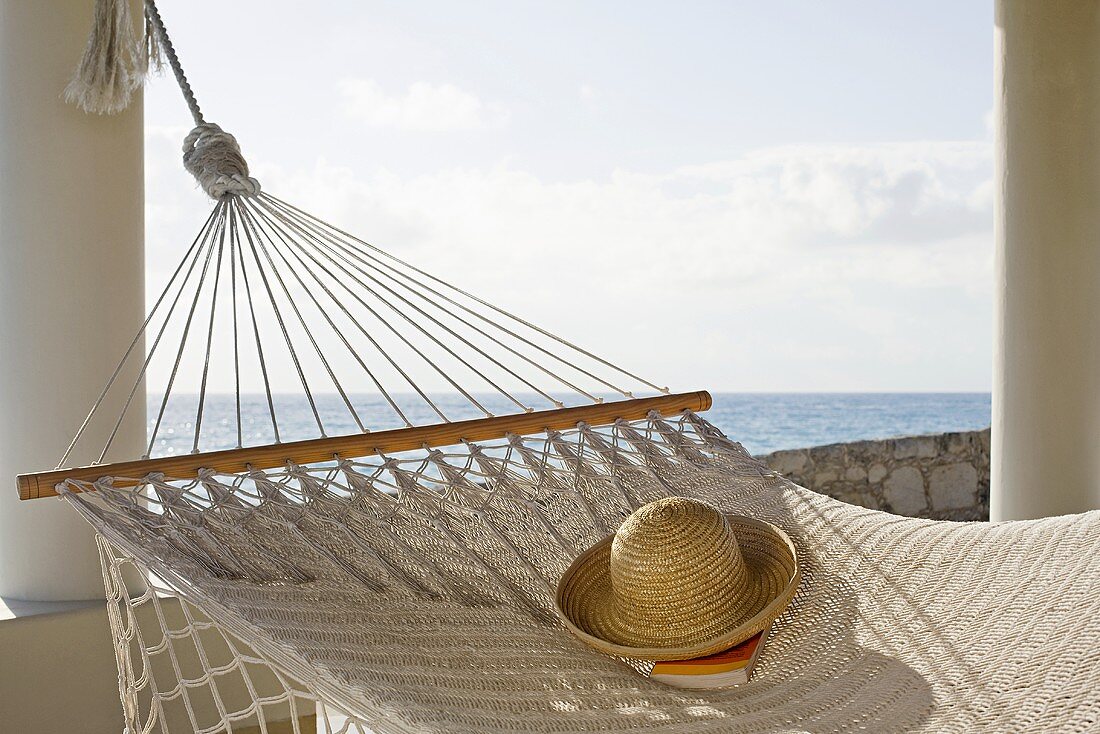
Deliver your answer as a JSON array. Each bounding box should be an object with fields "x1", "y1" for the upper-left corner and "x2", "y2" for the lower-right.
[
  {"x1": 650, "y1": 659, "x2": 753, "y2": 676},
  {"x1": 650, "y1": 631, "x2": 763, "y2": 674}
]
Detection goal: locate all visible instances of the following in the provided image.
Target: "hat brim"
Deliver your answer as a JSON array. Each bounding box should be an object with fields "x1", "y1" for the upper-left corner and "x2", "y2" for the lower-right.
[{"x1": 554, "y1": 515, "x2": 800, "y2": 662}]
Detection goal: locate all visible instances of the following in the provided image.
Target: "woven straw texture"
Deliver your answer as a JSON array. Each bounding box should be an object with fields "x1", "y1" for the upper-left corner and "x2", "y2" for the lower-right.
[
  {"x1": 63, "y1": 412, "x2": 1100, "y2": 733},
  {"x1": 555, "y1": 498, "x2": 800, "y2": 660}
]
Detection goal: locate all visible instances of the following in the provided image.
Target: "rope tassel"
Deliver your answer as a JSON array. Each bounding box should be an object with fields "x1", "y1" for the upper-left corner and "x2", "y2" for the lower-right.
[
  {"x1": 65, "y1": 0, "x2": 163, "y2": 115},
  {"x1": 143, "y1": 7, "x2": 164, "y2": 74}
]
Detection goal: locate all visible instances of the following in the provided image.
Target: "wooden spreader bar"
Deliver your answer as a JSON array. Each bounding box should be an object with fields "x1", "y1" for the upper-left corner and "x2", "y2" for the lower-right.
[{"x1": 17, "y1": 391, "x2": 712, "y2": 500}]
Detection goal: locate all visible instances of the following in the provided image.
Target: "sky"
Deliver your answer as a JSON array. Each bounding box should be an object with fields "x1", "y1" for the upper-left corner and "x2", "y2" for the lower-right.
[{"x1": 143, "y1": 0, "x2": 995, "y2": 394}]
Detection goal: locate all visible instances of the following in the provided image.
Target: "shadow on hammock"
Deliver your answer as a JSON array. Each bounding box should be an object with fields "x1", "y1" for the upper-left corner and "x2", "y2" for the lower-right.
[{"x1": 595, "y1": 486, "x2": 936, "y2": 734}]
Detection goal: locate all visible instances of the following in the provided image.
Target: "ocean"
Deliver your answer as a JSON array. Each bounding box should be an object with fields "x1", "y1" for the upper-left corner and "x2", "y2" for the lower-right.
[
  {"x1": 706, "y1": 393, "x2": 991, "y2": 454},
  {"x1": 147, "y1": 392, "x2": 992, "y2": 458}
]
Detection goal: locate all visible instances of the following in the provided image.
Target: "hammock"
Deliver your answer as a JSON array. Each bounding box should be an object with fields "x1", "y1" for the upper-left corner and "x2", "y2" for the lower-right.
[{"x1": 18, "y1": 2, "x2": 1100, "y2": 732}]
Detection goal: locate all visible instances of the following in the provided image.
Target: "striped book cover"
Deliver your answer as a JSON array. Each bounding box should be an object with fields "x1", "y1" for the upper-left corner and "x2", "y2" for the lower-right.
[{"x1": 649, "y1": 626, "x2": 770, "y2": 689}]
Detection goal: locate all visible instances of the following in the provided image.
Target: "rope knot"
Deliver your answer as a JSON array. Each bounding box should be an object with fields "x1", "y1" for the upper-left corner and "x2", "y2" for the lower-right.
[{"x1": 182, "y1": 123, "x2": 261, "y2": 199}]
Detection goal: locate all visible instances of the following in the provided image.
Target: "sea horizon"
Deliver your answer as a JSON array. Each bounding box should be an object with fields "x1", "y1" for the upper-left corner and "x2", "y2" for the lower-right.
[{"x1": 142, "y1": 391, "x2": 992, "y2": 457}]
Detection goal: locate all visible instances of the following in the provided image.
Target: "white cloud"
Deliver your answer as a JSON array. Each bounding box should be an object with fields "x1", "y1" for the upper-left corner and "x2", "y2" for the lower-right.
[
  {"x1": 675, "y1": 143, "x2": 991, "y2": 247},
  {"x1": 337, "y1": 78, "x2": 509, "y2": 131},
  {"x1": 145, "y1": 132, "x2": 994, "y2": 393}
]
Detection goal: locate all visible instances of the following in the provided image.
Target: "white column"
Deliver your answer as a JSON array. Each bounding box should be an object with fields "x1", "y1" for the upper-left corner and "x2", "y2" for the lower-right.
[
  {"x1": 993, "y1": 0, "x2": 1100, "y2": 520},
  {"x1": 0, "y1": 0, "x2": 145, "y2": 600}
]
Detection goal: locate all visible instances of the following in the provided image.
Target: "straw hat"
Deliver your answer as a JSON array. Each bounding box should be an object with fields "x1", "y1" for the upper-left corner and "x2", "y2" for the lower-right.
[{"x1": 554, "y1": 496, "x2": 800, "y2": 661}]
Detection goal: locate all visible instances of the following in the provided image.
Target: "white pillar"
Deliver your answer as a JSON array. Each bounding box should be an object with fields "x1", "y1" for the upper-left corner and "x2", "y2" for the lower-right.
[
  {"x1": 0, "y1": 0, "x2": 145, "y2": 600},
  {"x1": 993, "y1": 0, "x2": 1100, "y2": 520}
]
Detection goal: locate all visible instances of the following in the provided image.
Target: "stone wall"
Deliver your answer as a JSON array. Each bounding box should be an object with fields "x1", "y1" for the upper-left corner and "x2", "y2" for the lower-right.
[{"x1": 759, "y1": 429, "x2": 991, "y2": 521}]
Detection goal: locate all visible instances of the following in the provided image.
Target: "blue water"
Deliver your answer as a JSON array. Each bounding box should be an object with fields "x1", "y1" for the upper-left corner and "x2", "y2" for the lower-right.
[
  {"x1": 706, "y1": 393, "x2": 991, "y2": 455},
  {"x1": 147, "y1": 392, "x2": 991, "y2": 458}
]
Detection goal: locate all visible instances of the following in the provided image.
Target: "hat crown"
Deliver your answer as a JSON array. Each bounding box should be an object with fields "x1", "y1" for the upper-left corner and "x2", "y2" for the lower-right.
[{"x1": 608, "y1": 497, "x2": 749, "y2": 644}]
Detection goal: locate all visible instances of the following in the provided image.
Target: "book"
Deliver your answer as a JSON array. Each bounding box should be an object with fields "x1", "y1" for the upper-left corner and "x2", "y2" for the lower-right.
[{"x1": 648, "y1": 626, "x2": 770, "y2": 689}]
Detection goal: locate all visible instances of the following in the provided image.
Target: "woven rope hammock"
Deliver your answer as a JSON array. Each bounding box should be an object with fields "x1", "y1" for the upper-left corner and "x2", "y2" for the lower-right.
[{"x1": 18, "y1": 2, "x2": 1100, "y2": 732}]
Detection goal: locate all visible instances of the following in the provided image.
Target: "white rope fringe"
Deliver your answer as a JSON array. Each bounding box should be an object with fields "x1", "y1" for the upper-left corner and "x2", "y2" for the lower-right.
[
  {"x1": 183, "y1": 123, "x2": 261, "y2": 199},
  {"x1": 64, "y1": 0, "x2": 146, "y2": 114}
]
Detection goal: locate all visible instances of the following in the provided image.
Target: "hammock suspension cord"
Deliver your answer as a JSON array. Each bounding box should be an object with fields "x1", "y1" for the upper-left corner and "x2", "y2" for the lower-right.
[{"x1": 54, "y1": 0, "x2": 671, "y2": 474}]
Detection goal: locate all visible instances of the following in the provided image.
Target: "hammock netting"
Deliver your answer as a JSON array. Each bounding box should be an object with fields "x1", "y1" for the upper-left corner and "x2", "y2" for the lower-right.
[
  {"x1": 65, "y1": 418, "x2": 1100, "y2": 733},
  {"x1": 25, "y1": 1, "x2": 1100, "y2": 732}
]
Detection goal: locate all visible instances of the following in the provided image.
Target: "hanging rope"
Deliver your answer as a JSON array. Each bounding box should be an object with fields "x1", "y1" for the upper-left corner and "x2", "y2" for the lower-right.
[
  {"x1": 145, "y1": 0, "x2": 260, "y2": 197},
  {"x1": 69, "y1": 0, "x2": 260, "y2": 198},
  {"x1": 141, "y1": 0, "x2": 201, "y2": 125}
]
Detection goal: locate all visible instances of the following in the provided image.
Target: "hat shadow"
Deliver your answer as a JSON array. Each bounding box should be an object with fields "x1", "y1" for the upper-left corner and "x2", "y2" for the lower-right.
[
  {"x1": 550, "y1": 473, "x2": 939, "y2": 733},
  {"x1": 604, "y1": 578, "x2": 931, "y2": 732}
]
